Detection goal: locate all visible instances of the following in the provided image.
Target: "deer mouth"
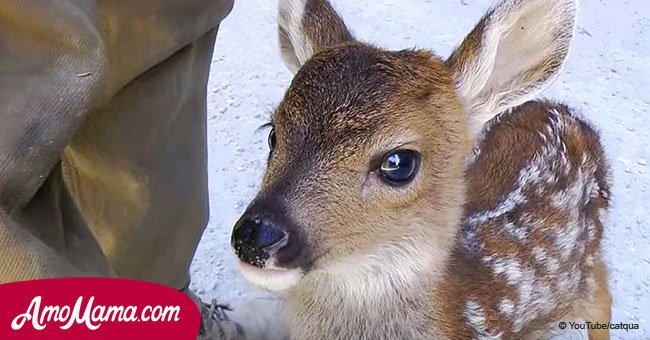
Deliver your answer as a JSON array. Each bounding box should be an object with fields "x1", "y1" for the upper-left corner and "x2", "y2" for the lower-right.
[
  {"x1": 238, "y1": 260, "x2": 304, "y2": 292},
  {"x1": 236, "y1": 233, "x2": 307, "y2": 292}
]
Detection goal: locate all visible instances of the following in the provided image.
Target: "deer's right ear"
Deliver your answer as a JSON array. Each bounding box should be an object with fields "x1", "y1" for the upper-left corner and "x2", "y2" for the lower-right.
[
  {"x1": 446, "y1": 0, "x2": 577, "y2": 139},
  {"x1": 278, "y1": 0, "x2": 354, "y2": 74}
]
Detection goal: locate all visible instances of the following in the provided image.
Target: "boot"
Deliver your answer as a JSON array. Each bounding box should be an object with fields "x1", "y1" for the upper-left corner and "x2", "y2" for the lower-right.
[{"x1": 184, "y1": 288, "x2": 288, "y2": 340}]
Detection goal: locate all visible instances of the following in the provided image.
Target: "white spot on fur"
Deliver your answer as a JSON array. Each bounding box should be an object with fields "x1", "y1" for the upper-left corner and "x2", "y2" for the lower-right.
[
  {"x1": 554, "y1": 220, "x2": 580, "y2": 261},
  {"x1": 590, "y1": 176, "x2": 600, "y2": 199},
  {"x1": 587, "y1": 219, "x2": 598, "y2": 243},
  {"x1": 538, "y1": 131, "x2": 548, "y2": 143},
  {"x1": 597, "y1": 208, "x2": 607, "y2": 223},
  {"x1": 585, "y1": 274, "x2": 597, "y2": 293},
  {"x1": 520, "y1": 212, "x2": 545, "y2": 232},
  {"x1": 464, "y1": 299, "x2": 503, "y2": 339},
  {"x1": 467, "y1": 109, "x2": 573, "y2": 230},
  {"x1": 498, "y1": 299, "x2": 515, "y2": 317},
  {"x1": 549, "y1": 161, "x2": 598, "y2": 260},
  {"x1": 467, "y1": 190, "x2": 526, "y2": 227},
  {"x1": 532, "y1": 246, "x2": 560, "y2": 274},
  {"x1": 484, "y1": 256, "x2": 557, "y2": 332},
  {"x1": 504, "y1": 221, "x2": 528, "y2": 242},
  {"x1": 465, "y1": 101, "x2": 601, "y2": 334}
]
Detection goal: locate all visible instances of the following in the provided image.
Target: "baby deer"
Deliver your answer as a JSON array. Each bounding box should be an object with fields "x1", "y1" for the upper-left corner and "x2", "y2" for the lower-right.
[{"x1": 231, "y1": 0, "x2": 612, "y2": 338}]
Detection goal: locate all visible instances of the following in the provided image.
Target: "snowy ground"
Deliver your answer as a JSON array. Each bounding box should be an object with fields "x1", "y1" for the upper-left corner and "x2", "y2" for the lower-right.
[{"x1": 190, "y1": 0, "x2": 650, "y2": 338}]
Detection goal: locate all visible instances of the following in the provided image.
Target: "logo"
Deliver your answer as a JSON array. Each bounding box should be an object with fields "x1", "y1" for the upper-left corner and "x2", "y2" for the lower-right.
[{"x1": 0, "y1": 278, "x2": 200, "y2": 339}]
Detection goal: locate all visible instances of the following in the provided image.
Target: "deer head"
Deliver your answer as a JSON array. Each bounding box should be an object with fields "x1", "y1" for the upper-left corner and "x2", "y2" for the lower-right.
[{"x1": 231, "y1": 0, "x2": 577, "y2": 293}]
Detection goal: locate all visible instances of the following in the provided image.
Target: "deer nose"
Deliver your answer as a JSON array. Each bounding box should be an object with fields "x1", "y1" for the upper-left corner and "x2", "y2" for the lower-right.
[{"x1": 231, "y1": 216, "x2": 288, "y2": 265}]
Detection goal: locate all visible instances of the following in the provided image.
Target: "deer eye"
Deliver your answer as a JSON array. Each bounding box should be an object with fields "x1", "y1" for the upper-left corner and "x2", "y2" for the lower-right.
[
  {"x1": 379, "y1": 150, "x2": 420, "y2": 185},
  {"x1": 267, "y1": 128, "x2": 277, "y2": 152}
]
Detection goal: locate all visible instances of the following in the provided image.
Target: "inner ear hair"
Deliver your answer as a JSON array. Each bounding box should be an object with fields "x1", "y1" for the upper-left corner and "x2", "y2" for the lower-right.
[
  {"x1": 278, "y1": 0, "x2": 354, "y2": 73},
  {"x1": 446, "y1": 0, "x2": 578, "y2": 139}
]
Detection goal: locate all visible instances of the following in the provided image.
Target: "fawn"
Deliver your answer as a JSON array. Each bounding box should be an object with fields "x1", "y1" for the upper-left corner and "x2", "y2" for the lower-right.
[{"x1": 231, "y1": 0, "x2": 612, "y2": 338}]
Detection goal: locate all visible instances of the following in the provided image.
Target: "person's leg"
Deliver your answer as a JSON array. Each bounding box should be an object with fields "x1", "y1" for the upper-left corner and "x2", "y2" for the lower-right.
[
  {"x1": 0, "y1": 0, "x2": 121, "y2": 282},
  {"x1": 0, "y1": 0, "x2": 234, "y2": 283},
  {"x1": 62, "y1": 27, "x2": 218, "y2": 290},
  {"x1": 62, "y1": 24, "x2": 287, "y2": 339},
  {"x1": 11, "y1": 162, "x2": 115, "y2": 279},
  {"x1": 1, "y1": 0, "x2": 286, "y2": 338}
]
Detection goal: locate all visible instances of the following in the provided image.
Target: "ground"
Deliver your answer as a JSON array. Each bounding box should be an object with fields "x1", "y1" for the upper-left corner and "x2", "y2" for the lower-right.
[{"x1": 189, "y1": 1, "x2": 650, "y2": 339}]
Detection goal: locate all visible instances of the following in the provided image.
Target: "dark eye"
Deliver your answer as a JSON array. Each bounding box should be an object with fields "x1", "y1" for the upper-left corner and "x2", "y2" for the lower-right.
[
  {"x1": 379, "y1": 149, "x2": 420, "y2": 185},
  {"x1": 268, "y1": 128, "x2": 277, "y2": 152}
]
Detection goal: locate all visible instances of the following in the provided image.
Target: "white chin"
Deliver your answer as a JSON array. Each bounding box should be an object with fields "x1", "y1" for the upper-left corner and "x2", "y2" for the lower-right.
[{"x1": 238, "y1": 261, "x2": 303, "y2": 292}]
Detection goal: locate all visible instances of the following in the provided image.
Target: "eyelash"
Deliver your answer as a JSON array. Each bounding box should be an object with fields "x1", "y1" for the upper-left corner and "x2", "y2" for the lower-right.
[{"x1": 258, "y1": 122, "x2": 273, "y2": 130}]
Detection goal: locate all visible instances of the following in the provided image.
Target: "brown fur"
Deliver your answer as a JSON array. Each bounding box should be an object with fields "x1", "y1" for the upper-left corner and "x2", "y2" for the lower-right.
[
  {"x1": 233, "y1": 1, "x2": 612, "y2": 339},
  {"x1": 435, "y1": 101, "x2": 611, "y2": 339}
]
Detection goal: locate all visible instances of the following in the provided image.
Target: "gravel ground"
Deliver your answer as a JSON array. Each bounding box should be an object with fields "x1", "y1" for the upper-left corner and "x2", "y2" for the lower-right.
[{"x1": 190, "y1": 1, "x2": 650, "y2": 338}]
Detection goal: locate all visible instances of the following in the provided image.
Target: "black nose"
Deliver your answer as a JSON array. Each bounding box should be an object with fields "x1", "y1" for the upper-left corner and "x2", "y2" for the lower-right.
[{"x1": 231, "y1": 216, "x2": 288, "y2": 266}]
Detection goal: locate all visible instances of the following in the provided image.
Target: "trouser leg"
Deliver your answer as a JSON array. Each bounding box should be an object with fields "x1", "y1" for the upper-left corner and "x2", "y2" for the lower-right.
[
  {"x1": 0, "y1": 0, "x2": 234, "y2": 287},
  {"x1": 63, "y1": 28, "x2": 218, "y2": 289},
  {"x1": 0, "y1": 1, "x2": 288, "y2": 338},
  {"x1": 0, "y1": 163, "x2": 112, "y2": 281}
]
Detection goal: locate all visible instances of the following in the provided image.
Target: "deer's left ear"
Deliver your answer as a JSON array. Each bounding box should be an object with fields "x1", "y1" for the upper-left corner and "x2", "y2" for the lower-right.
[
  {"x1": 278, "y1": 0, "x2": 354, "y2": 74},
  {"x1": 446, "y1": 0, "x2": 578, "y2": 139}
]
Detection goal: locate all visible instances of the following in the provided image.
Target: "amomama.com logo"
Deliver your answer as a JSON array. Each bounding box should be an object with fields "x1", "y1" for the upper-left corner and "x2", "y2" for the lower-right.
[
  {"x1": 11, "y1": 296, "x2": 180, "y2": 331},
  {"x1": 0, "y1": 278, "x2": 200, "y2": 339}
]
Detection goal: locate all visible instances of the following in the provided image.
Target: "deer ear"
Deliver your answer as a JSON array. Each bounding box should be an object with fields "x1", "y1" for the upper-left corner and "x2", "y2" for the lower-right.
[
  {"x1": 278, "y1": 0, "x2": 354, "y2": 74},
  {"x1": 446, "y1": 0, "x2": 578, "y2": 139}
]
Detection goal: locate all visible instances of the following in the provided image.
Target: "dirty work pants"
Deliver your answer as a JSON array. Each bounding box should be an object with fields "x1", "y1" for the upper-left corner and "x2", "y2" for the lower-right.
[{"x1": 0, "y1": 0, "x2": 231, "y2": 290}]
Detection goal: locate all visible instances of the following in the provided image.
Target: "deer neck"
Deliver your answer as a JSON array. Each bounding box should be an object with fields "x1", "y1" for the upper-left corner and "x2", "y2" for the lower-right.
[{"x1": 284, "y1": 199, "x2": 464, "y2": 338}]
